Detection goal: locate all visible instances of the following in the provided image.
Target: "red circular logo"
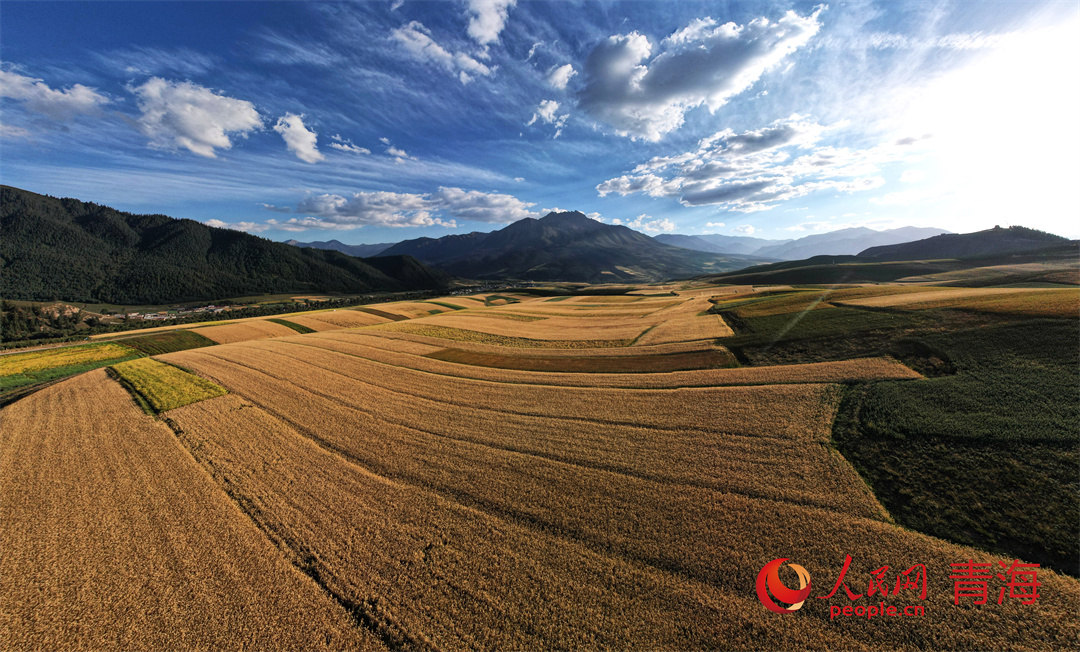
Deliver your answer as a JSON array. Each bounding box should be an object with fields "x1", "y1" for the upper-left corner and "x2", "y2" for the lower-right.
[{"x1": 757, "y1": 558, "x2": 812, "y2": 614}]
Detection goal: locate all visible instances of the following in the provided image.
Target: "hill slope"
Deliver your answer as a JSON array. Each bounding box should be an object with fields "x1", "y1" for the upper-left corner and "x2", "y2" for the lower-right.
[
  {"x1": 656, "y1": 233, "x2": 790, "y2": 255},
  {"x1": 381, "y1": 211, "x2": 763, "y2": 282},
  {"x1": 858, "y1": 225, "x2": 1072, "y2": 260},
  {"x1": 0, "y1": 186, "x2": 450, "y2": 304}
]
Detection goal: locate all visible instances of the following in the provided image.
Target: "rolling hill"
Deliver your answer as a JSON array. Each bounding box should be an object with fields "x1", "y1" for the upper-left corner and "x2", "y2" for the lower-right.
[
  {"x1": 380, "y1": 211, "x2": 766, "y2": 282},
  {"x1": 0, "y1": 186, "x2": 450, "y2": 304},
  {"x1": 858, "y1": 225, "x2": 1072, "y2": 260}
]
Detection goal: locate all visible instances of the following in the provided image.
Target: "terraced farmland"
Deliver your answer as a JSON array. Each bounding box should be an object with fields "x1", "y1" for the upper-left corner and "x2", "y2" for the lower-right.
[{"x1": 2, "y1": 284, "x2": 1077, "y2": 650}]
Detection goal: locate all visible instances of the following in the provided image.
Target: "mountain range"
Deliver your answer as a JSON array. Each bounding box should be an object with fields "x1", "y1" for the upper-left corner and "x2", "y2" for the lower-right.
[
  {"x1": 657, "y1": 226, "x2": 951, "y2": 259},
  {"x1": 379, "y1": 211, "x2": 772, "y2": 283},
  {"x1": 285, "y1": 239, "x2": 394, "y2": 258},
  {"x1": 699, "y1": 225, "x2": 1076, "y2": 286},
  {"x1": 0, "y1": 186, "x2": 449, "y2": 304}
]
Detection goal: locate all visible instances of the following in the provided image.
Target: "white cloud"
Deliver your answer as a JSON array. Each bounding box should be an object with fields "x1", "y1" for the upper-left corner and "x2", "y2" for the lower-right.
[
  {"x1": 526, "y1": 99, "x2": 569, "y2": 137},
  {"x1": 705, "y1": 221, "x2": 725, "y2": 228},
  {"x1": 513, "y1": 177, "x2": 525, "y2": 182},
  {"x1": 577, "y1": 9, "x2": 823, "y2": 140},
  {"x1": 0, "y1": 69, "x2": 109, "y2": 121},
  {"x1": 287, "y1": 186, "x2": 539, "y2": 230},
  {"x1": 625, "y1": 214, "x2": 677, "y2": 233},
  {"x1": 597, "y1": 115, "x2": 909, "y2": 212},
  {"x1": 328, "y1": 134, "x2": 371, "y2": 154},
  {"x1": 431, "y1": 186, "x2": 537, "y2": 222},
  {"x1": 203, "y1": 219, "x2": 269, "y2": 233},
  {"x1": 391, "y1": 21, "x2": 492, "y2": 83},
  {"x1": 465, "y1": 0, "x2": 516, "y2": 46},
  {"x1": 546, "y1": 63, "x2": 576, "y2": 90},
  {"x1": 131, "y1": 78, "x2": 261, "y2": 158},
  {"x1": 273, "y1": 113, "x2": 324, "y2": 164},
  {"x1": 391, "y1": 0, "x2": 405, "y2": 11},
  {"x1": 733, "y1": 225, "x2": 757, "y2": 235},
  {"x1": 260, "y1": 203, "x2": 293, "y2": 213}
]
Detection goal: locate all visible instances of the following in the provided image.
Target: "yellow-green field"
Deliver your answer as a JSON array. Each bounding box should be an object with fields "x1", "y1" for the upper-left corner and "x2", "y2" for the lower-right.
[
  {"x1": 0, "y1": 342, "x2": 136, "y2": 377},
  {"x1": 110, "y1": 358, "x2": 227, "y2": 413}
]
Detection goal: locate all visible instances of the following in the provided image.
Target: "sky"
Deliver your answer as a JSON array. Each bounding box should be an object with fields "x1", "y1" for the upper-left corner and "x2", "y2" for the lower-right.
[{"x1": 2, "y1": 0, "x2": 1078, "y2": 244}]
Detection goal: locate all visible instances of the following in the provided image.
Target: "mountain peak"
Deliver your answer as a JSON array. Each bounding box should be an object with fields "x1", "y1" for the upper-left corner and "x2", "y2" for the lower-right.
[{"x1": 538, "y1": 210, "x2": 592, "y2": 225}]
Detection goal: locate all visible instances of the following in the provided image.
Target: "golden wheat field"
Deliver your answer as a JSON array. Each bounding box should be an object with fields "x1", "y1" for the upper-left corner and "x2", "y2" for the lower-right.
[{"x1": 2, "y1": 285, "x2": 1078, "y2": 650}]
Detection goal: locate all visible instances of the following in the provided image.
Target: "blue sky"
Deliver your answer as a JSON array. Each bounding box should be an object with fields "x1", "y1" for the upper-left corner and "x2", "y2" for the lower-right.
[{"x1": 2, "y1": 0, "x2": 1078, "y2": 243}]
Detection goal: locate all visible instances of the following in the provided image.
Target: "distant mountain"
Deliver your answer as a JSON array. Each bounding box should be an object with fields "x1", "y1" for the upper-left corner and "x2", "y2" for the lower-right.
[
  {"x1": 698, "y1": 226, "x2": 1076, "y2": 286},
  {"x1": 858, "y1": 226, "x2": 1073, "y2": 261},
  {"x1": 285, "y1": 239, "x2": 394, "y2": 258},
  {"x1": 381, "y1": 211, "x2": 764, "y2": 282},
  {"x1": 652, "y1": 233, "x2": 776, "y2": 255},
  {"x1": 0, "y1": 186, "x2": 450, "y2": 304},
  {"x1": 753, "y1": 226, "x2": 951, "y2": 260},
  {"x1": 695, "y1": 233, "x2": 791, "y2": 255}
]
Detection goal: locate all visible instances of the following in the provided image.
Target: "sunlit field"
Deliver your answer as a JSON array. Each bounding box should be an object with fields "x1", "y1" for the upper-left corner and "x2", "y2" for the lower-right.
[{"x1": 2, "y1": 283, "x2": 1077, "y2": 650}]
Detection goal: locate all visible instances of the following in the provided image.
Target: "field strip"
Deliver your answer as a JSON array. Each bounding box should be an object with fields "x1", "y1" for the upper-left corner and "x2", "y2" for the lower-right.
[
  {"x1": 347, "y1": 329, "x2": 718, "y2": 357},
  {"x1": 164, "y1": 348, "x2": 883, "y2": 517},
  {"x1": 195, "y1": 319, "x2": 299, "y2": 344},
  {"x1": 838, "y1": 287, "x2": 1053, "y2": 308},
  {"x1": 167, "y1": 394, "x2": 867, "y2": 651},
  {"x1": 175, "y1": 343, "x2": 846, "y2": 438},
  {"x1": 110, "y1": 357, "x2": 227, "y2": 413},
  {"x1": 165, "y1": 389, "x2": 1080, "y2": 650},
  {"x1": 372, "y1": 320, "x2": 650, "y2": 345},
  {"x1": 286, "y1": 332, "x2": 924, "y2": 388},
  {"x1": 0, "y1": 370, "x2": 378, "y2": 651},
  {"x1": 425, "y1": 347, "x2": 738, "y2": 373}
]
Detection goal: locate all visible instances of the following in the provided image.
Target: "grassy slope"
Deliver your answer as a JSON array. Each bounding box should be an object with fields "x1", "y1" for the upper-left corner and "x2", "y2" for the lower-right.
[{"x1": 832, "y1": 320, "x2": 1079, "y2": 576}]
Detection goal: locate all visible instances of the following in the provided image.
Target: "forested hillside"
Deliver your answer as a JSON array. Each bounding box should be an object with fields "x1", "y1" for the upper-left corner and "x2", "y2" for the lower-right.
[{"x1": 0, "y1": 186, "x2": 450, "y2": 304}]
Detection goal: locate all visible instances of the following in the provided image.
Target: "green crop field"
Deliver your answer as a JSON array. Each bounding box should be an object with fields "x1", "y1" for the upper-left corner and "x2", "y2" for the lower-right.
[{"x1": 110, "y1": 358, "x2": 228, "y2": 413}]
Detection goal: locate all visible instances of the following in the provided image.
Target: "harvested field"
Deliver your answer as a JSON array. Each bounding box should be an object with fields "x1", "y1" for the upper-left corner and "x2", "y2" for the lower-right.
[
  {"x1": 169, "y1": 394, "x2": 870, "y2": 651},
  {"x1": 283, "y1": 309, "x2": 391, "y2": 331},
  {"x1": 12, "y1": 284, "x2": 1078, "y2": 650},
  {"x1": 633, "y1": 314, "x2": 735, "y2": 345},
  {"x1": 157, "y1": 351, "x2": 1080, "y2": 650},
  {"x1": 0, "y1": 370, "x2": 376, "y2": 651},
  {"x1": 426, "y1": 346, "x2": 738, "y2": 373},
  {"x1": 412, "y1": 313, "x2": 653, "y2": 340},
  {"x1": 195, "y1": 319, "x2": 298, "y2": 344},
  {"x1": 838, "y1": 286, "x2": 1051, "y2": 308},
  {"x1": 837, "y1": 287, "x2": 1080, "y2": 318},
  {"x1": 110, "y1": 358, "x2": 227, "y2": 413},
  {"x1": 367, "y1": 323, "x2": 638, "y2": 348},
  {"x1": 255, "y1": 332, "x2": 922, "y2": 388}
]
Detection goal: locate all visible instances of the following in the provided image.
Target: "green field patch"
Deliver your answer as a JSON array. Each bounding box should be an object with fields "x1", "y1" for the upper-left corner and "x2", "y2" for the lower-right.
[
  {"x1": 721, "y1": 306, "x2": 922, "y2": 348},
  {"x1": 358, "y1": 307, "x2": 410, "y2": 321},
  {"x1": 267, "y1": 318, "x2": 317, "y2": 334},
  {"x1": 122, "y1": 330, "x2": 217, "y2": 355},
  {"x1": 426, "y1": 301, "x2": 467, "y2": 310},
  {"x1": 833, "y1": 319, "x2": 1080, "y2": 576},
  {"x1": 110, "y1": 358, "x2": 227, "y2": 413},
  {"x1": 485, "y1": 295, "x2": 521, "y2": 306}
]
